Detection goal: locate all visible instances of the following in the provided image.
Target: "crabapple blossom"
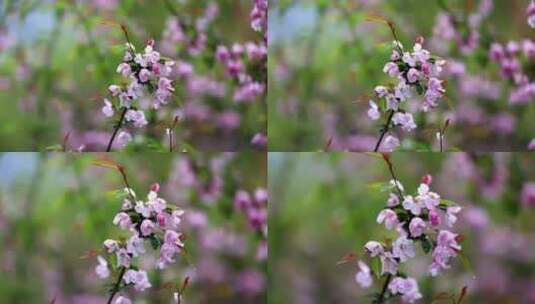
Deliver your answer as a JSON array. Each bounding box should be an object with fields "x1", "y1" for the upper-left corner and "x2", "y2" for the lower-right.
[
  {"x1": 95, "y1": 256, "x2": 110, "y2": 279},
  {"x1": 376, "y1": 209, "x2": 399, "y2": 230},
  {"x1": 364, "y1": 241, "x2": 384, "y2": 257},
  {"x1": 402, "y1": 195, "x2": 423, "y2": 215},
  {"x1": 521, "y1": 182, "x2": 535, "y2": 208},
  {"x1": 102, "y1": 40, "x2": 177, "y2": 150},
  {"x1": 392, "y1": 112, "x2": 416, "y2": 132},
  {"x1": 380, "y1": 252, "x2": 398, "y2": 275},
  {"x1": 234, "y1": 188, "x2": 268, "y2": 236},
  {"x1": 367, "y1": 100, "x2": 381, "y2": 120},
  {"x1": 409, "y1": 217, "x2": 426, "y2": 237},
  {"x1": 123, "y1": 269, "x2": 152, "y2": 291},
  {"x1": 388, "y1": 277, "x2": 422, "y2": 303},
  {"x1": 381, "y1": 135, "x2": 400, "y2": 152},
  {"x1": 355, "y1": 261, "x2": 373, "y2": 288},
  {"x1": 446, "y1": 206, "x2": 462, "y2": 227},
  {"x1": 370, "y1": 38, "x2": 447, "y2": 150},
  {"x1": 114, "y1": 296, "x2": 132, "y2": 304},
  {"x1": 251, "y1": 0, "x2": 268, "y2": 33},
  {"x1": 392, "y1": 236, "x2": 416, "y2": 262},
  {"x1": 355, "y1": 173, "x2": 462, "y2": 302},
  {"x1": 95, "y1": 183, "x2": 185, "y2": 302},
  {"x1": 528, "y1": 1, "x2": 535, "y2": 28},
  {"x1": 387, "y1": 193, "x2": 400, "y2": 207}
]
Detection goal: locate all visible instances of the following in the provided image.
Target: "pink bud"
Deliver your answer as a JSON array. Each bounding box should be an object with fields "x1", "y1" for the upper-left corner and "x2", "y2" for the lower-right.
[
  {"x1": 415, "y1": 36, "x2": 425, "y2": 45},
  {"x1": 157, "y1": 213, "x2": 167, "y2": 227},
  {"x1": 429, "y1": 209, "x2": 441, "y2": 226},
  {"x1": 150, "y1": 183, "x2": 160, "y2": 192},
  {"x1": 421, "y1": 174, "x2": 433, "y2": 185},
  {"x1": 147, "y1": 39, "x2": 155, "y2": 47}
]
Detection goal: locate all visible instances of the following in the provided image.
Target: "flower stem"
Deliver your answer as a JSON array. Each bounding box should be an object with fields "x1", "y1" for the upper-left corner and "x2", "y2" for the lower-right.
[
  {"x1": 106, "y1": 108, "x2": 128, "y2": 152},
  {"x1": 377, "y1": 273, "x2": 393, "y2": 304},
  {"x1": 374, "y1": 110, "x2": 395, "y2": 152},
  {"x1": 382, "y1": 154, "x2": 405, "y2": 200},
  {"x1": 106, "y1": 266, "x2": 127, "y2": 304}
]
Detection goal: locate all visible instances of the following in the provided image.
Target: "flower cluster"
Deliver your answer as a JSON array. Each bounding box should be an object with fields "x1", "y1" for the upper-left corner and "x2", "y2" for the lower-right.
[
  {"x1": 430, "y1": 0, "x2": 493, "y2": 55},
  {"x1": 102, "y1": 40, "x2": 176, "y2": 148},
  {"x1": 161, "y1": 3, "x2": 219, "y2": 57},
  {"x1": 354, "y1": 175, "x2": 462, "y2": 303},
  {"x1": 234, "y1": 188, "x2": 268, "y2": 236},
  {"x1": 215, "y1": 42, "x2": 267, "y2": 103},
  {"x1": 489, "y1": 40, "x2": 535, "y2": 104},
  {"x1": 95, "y1": 183, "x2": 185, "y2": 303},
  {"x1": 368, "y1": 38, "x2": 446, "y2": 150},
  {"x1": 528, "y1": 1, "x2": 535, "y2": 28},
  {"x1": 251, "y1": 0, "x2": 268, "y2": 34}
]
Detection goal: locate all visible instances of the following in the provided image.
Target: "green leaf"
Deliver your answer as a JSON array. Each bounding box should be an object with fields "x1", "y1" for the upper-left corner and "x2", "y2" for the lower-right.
[
  {"x1": 440, "y1": 199, "x2": 457, "y2": 207},
  {"x1": 149, "y1": 235, "x2": 161, "y2": 250},
  {"x1": 420, "y1": 236, "x2": 432, "y2": 254},
  {"x1": 371, "y1": 256, "x2": 381, "y2": 279}
]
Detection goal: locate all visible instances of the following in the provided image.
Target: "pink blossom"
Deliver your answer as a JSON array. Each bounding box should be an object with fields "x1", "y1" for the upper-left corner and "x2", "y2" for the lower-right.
[
  {"x1": 123, "y1": 269, "x2": 151, "y2": 291},
  {"x1": 446, "y1": 206, "x2": 462, "y2": 227},
  {"x1": 407, "y1": 68, "x2": 420, "y2": 83},
  {"x1": 529, "y1": 1, "x2": 535, "y2": 28},
  {"x1": 103, "y1": 239, "x2": 119, "y2": 253},
  {"x1": 388, "y1": 277, "x2": 422, "y2": 303},
  {"x1": 380, "y1": 252, "x2": 398, "y2": 275},
  {"x1": 376, "y1": 209, "x2": 399, "y2": 230},
  {"x1": 383, "y1": 62, "x2": 400, "y2": 77},
  {"x1": 364, "y1": 241, "x2": 384, "y2": 257},
  {"x1": 402, "y1": 195, "x2": 423, "y2": 215},
  {"x1": 355, "y1": 261, "x2": 373, "y2": 288},
  {"x1": 126, "y1": 235, "x2": 145, "y2": 257},
  {"x1": 95, "y1": 256, "x2": 110, "y2": 279},
  {"x1": 102, "y1": 99, "x2": 114, "y2": 117},
  {"x1": 429, "y1": 209, "x2": 441, "y2": 226},
  {"x1": 116, "y1": 63, "x2": 131, "y2": 77},
  {"x1": 140, "y1": 219, "x2": 155, "y2": 236},
  {"x1": 381, "y1": 135, "x2": 400, "y2": 152},
  {"x1": 116, "y1": 131, "x2": 132, "y2": 148},
  {"x1": 367, "y1": 100, "x2": 381, "y2": 120},
  {"x1": 392, "y1": 235, "x2": 416, "y2": 262},
  {"x1": 521, "y1": 182, "x2": 535, "y2": 208},
  {"x1": 387, "y1": 193, "x2": 400, "y2": 207},
  {"x1": 114, "y1": 296, "x2": 132, "y2": 304},
  {"x1": 392, "y1": 112, "x2": 416, "y2": 131},
  {"x1": 113, "y1": 212, "x2": 132, "y2": 229},
  {"x1": 138, "y1": 68, "x2": 151, "y2": 83},
  {"x1": 116, "y1": 248, "x2": 131, "y2": 268},
  {"x1": 409, "y1": 217, "x2": 426, "y2": 237}
]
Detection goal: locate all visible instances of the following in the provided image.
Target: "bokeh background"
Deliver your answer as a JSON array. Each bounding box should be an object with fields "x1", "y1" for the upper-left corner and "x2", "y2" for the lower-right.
[
  {"x1": 269, "y1": 152, "x2": 535, "y2": 303},
  {"x1": 0, "y1": 152, "x2": 266, "y2": 303},
  {"x1": 268, "y1": 0, "x2": 535, "y2": 151},
  {"x1": 0, "y1": 0, "x2": 266, "y2": 151}
]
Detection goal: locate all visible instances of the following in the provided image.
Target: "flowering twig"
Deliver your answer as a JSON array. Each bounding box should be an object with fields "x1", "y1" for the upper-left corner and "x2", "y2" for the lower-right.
[
  {"x1": 93, "y1": 160, "x2": 186, "y2": 304},
  {"x1": 366, "y1": 17, "x2": 446, "y2": 152},
  {"x1": 351, "y1": 155, "x2": 464, "y2": 303}
]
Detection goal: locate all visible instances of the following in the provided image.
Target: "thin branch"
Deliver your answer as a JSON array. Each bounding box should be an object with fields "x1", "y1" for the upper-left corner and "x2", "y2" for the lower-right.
[
  {"x1": 106, "y1": 266, "x2": 127, "y2": 304},
  {"x1": 106, "y1": 107, "x2": 128, "y2": 152},
  {"x1": 377, "y1": 273, "x2": 393, "y2": 304},
  {"x1": 382, "y1": 154, "x2": 405, "y2": 200},
  {"x1": 374, "y1": 110, "x2": 395, "y2": 152}
]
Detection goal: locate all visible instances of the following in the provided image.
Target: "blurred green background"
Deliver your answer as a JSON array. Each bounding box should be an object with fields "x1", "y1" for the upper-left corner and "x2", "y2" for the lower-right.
[
  {"x1": 0, "y1": 152, "x2": 266, "y2": 303},
  {"x1": 269, "y1": 152, "x2": 535, "y2": 303}
]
